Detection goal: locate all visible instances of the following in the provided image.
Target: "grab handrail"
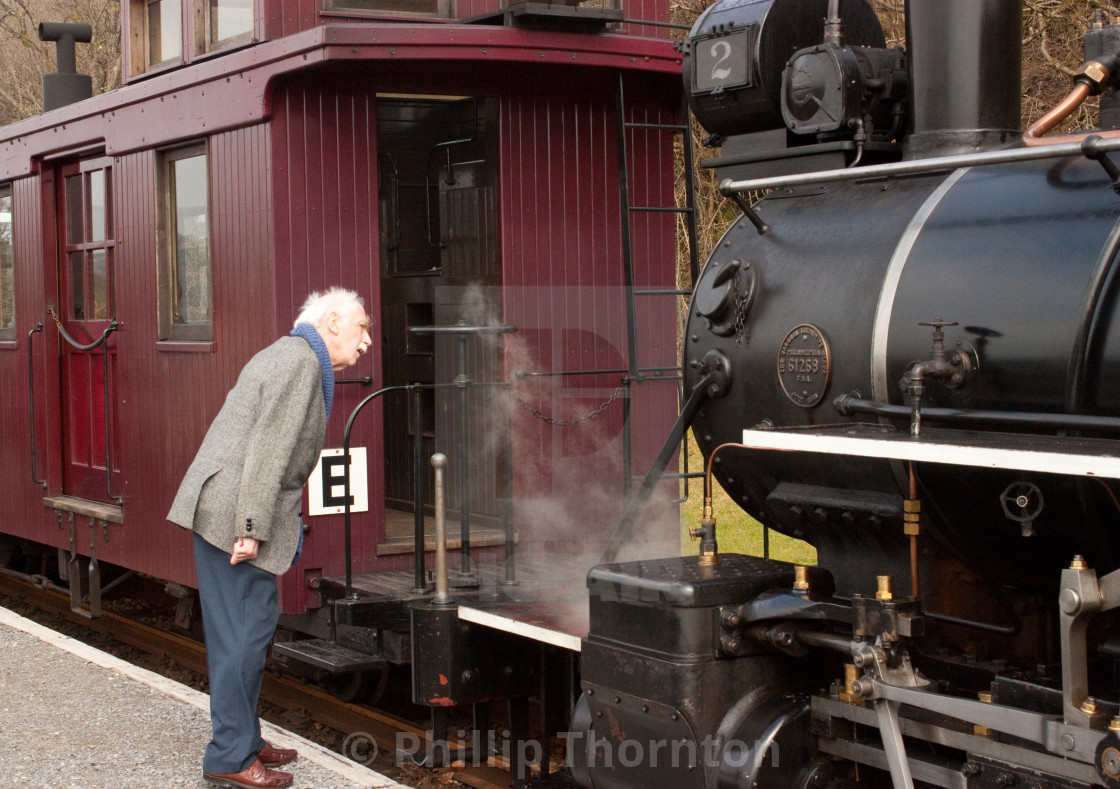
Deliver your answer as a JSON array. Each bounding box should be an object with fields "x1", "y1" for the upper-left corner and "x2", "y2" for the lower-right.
[
  {"x1": 28, "y1": 323, "x2": 46, "y2": 489},
  {"x1": 48, "y1": 307, "x2": 122, "y2": 503}
]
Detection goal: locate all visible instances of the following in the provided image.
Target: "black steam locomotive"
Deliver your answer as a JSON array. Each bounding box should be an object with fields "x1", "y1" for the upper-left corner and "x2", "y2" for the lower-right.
[{"x1": 566, "y1": 1, "x2": 1120, "y2": 787}]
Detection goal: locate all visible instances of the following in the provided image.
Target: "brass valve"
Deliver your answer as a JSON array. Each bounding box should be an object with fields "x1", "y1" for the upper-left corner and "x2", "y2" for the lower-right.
[
  {"x1": 793, "y1": 565, "x2": 810, "y2": 595},
  {"x1": 904, "y1": 498, "x2": 921, "y2": 536},
  {"x1": 690, "y1": 497, "x2": 719, "y2": 567},
  {"x1": 876, "y1": 575, "x2": 893, "y2": 601}
]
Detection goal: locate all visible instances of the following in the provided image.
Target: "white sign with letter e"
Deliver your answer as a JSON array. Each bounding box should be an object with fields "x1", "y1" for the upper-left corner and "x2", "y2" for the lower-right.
[{"x1": 308, "y1": 447, "x2": 368, "y2": 516}]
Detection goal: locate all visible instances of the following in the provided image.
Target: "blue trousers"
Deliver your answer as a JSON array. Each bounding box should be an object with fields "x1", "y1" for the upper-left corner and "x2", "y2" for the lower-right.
[{"x1": 193, "y1": 533, "x2": 278, "y2": 774}]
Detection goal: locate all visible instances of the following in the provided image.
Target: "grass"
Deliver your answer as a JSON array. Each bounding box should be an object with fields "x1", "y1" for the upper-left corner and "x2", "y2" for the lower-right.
[{"x1": 679, "y1": 431, "x2": 817, "y2": 566}]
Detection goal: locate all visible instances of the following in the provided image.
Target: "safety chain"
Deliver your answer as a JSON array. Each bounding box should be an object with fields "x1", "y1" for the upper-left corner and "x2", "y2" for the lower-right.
[
  {"x1": 47, "y1": 306, "x2": 119, "y2": 352},
  {"x1": 513, "y1": 385, "x2": 625, "y2": 426},
  {"x1": 734, "y1": 282, "x2": 750, "y2": 346}
]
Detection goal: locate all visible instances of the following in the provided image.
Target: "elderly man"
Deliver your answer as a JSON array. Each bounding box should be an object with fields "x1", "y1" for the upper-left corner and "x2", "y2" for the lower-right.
[{"x1": 168, "y1": 288, "x2": 371, "y2": 789}]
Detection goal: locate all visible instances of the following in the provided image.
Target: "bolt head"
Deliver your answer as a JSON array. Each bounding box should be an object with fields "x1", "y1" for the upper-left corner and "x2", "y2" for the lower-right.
[{"x1": 1060, "y1": 588, "x2": 1082, "y2": 615}]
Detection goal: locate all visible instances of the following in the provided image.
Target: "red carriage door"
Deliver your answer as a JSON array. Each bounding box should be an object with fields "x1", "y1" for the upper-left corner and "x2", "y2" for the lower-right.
[{"x1": 55, "y1": 158, "x2": 120, "y2": 503}]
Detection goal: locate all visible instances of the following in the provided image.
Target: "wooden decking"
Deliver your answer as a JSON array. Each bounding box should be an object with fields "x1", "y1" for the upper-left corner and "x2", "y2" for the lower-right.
[{"x1": 376, "y1": 508, "x2": 511, "y2": 556}]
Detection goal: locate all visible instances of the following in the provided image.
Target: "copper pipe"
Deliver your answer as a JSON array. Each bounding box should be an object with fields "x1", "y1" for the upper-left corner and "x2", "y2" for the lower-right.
[
  {"x1": 909, "y1": 462, "x2": 920, "y2": 599},
  {"x1": 1022, "y1": 83, "x2": 1098, "y2": 147},
  {"x1": 704, "y1": 442, "x2": 749, "y2": 499}
]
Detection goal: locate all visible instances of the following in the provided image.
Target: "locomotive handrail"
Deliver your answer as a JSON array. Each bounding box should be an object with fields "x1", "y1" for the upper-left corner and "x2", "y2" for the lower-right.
[
  {"x1": 28, "y1": 323, "x2": 46, "y2": 489},
  {"x1": 515, "y1": 365, "x2": 680, "y2": 378},
  {"x1": 834, "y1": 392, "x2": 1120, "y2": 435},
  {"x1": 720, "y1": 134, "x2": 1120, "y2": 196},
  {"x1": 601, "y1": 365, "x2": 721, "y2": 562}
]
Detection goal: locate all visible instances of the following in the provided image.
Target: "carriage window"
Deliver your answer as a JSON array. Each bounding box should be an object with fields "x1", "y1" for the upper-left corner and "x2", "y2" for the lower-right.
[
  {"x1": 158, "y1": 144, "x2": 212, "y2": 342},
  {"x1": 323, "y1": 0, "x2": 454, "y2": 19},
  {"x1": 0, "y1": 185, "x2": 13, "y2": 341},
  {"x1": 195, "y1": 0, "x2": 254, "y2": 54},
  {"x1": 147, "y1": 0, "x2": 183, "y2": 67},
  {"x1": 63, "y1": 164, "x2": 114, "y2": 322}
]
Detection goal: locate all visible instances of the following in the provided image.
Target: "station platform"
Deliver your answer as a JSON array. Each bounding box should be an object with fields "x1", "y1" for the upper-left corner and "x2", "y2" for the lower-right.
[{"x1": 0, "y1": 605, "x2": 406, "y2": 789}]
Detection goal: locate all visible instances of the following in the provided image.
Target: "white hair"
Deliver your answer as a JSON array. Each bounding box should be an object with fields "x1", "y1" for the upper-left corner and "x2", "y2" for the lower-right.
[{"x1": 293, "y1": 287, "x2": 365, "y2": 328}]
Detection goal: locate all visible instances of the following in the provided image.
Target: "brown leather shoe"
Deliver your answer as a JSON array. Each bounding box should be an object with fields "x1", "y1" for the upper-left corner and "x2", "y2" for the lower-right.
[
  {"x1": 203, "y1": 758, "x2": 293, "y2": 788},
  {"x1": 258, "y1": 741, "x2": 298, "y2": 767}
]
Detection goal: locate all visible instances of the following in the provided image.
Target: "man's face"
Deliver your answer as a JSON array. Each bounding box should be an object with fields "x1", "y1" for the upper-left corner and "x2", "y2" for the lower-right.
[{"x1": 328, "y1": 304, "x2": 372, "y2": 371}]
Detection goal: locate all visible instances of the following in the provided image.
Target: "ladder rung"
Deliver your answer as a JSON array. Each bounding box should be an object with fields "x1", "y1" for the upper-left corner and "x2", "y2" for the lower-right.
[{"x1": 630, "y1": 205, "x2": 694, "y2": 214}]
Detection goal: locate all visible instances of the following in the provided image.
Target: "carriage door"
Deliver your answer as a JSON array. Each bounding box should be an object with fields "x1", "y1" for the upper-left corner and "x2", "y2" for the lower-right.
[
  {"x1": 378, "y1": 96, "x2": 501, "y2": 535},
  {"x1": 55, "y1": 158, "x2": 119, "y2": 503}
]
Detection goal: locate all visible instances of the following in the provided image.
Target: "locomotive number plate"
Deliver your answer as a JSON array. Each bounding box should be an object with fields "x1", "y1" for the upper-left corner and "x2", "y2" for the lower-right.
[{"x1": 777, "y1": 324, "x2": 832, "y2": 408}]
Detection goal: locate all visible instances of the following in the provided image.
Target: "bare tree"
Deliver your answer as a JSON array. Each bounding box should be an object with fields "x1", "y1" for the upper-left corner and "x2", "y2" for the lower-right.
[{"x1": 0, "y1": 0, "x2": 119, "y2": 125}]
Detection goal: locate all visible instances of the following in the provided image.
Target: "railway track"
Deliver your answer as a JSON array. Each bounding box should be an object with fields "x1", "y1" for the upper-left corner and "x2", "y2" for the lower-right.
[{"x1": 0, "y1": 571, "x2": 513, "y2": 787}]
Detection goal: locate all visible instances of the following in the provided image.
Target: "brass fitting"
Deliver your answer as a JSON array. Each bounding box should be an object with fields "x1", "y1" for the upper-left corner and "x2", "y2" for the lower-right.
[
  {"x1": 1077, "y1": 60, "x2": 1113, "y2": 94},
  {"x1": 876, "y1": 575, "x2": 893, "y2": 601},
  {"x1": 903, "y1": 498, "x2": 921, "y2": 536},
  {"x1": 1110, "y1": 716, "x2": 1120, "y2": 733},
  {"x1": 1070, "y1": 555, "x2": 1089, "y2": 571},
  {"x1": 837, "y1": 663, "x2": 865, "y2": 706},
  {"x1": 689, "y1": 497, "x2": 714, "y2": 540},
  {"x1": 696, "y1": 496, "x2": 719, "y2": 567},
  {"x1": 1082, "y1": 697, "x2": 1100, "y2": 715},
  {"x1": 974, "y1": 691, "x2": 993, "y2": 736},
  {"x1": 793, "y1": 565, "x2": 810, "y2": 595}
]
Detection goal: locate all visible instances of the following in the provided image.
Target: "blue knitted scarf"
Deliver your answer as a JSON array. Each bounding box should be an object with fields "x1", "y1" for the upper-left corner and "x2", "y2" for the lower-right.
[{"x1": 290, "y1": 322, "x2": 335, "y2": 418}]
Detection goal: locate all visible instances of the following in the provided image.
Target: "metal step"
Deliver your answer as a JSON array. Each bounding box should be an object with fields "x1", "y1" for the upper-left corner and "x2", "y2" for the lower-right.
[{"x1": 271, "y1": 638, "x2": 385, "y2": 673}]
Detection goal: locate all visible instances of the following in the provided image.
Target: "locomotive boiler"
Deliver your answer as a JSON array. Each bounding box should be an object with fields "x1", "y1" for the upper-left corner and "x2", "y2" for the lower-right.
[{"x1": 570, "y1": 1, "x2": 1120, "y2": 788}]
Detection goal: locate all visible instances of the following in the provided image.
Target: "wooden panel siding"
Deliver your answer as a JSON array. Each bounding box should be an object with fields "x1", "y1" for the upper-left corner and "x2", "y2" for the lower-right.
[
  {"x1": 91, "y1": 126, "x2": 278, "y2": 586},
  {"x1": 270, "y1": 75, "x2": 386, "y2": 612},
  {"x1": 498, "y1": 70, "x2": 679, "y2": 555},
  {"x1": 0, "y1": 177, "x2": 47, "y2": 545}
]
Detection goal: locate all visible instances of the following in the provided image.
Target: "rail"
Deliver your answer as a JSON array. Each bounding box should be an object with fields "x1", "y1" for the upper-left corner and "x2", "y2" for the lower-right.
[
  {"x1": 411, "y1": 323, "x2": 517, "y2": 586},
  {"x1": 425, "y1": 135, "x2": 478, "y2": 250},
  {"x1": 47, "y1": 308, "x2": 121, "y2": 504},
  {"x1": 28, "y1": 323, "x2": 45, "y2": 489},
  {"x1": 834, "y1": 392, "x2": 1120, "y2": 434},
  {"x1": 341, "y1": 384, "x2": 412, "y2": 600},
  {"x1": 341, "y1": 379, "x2": 519, "y2": 599},
  {"x1": 340, "y1": 325, "x2": 518, "y2": 600}
]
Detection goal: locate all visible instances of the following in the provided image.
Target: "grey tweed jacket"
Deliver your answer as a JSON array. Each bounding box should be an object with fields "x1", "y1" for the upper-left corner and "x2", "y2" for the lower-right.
[{"x1": 167, "y1": 336, "x2": 327, "y2": 575}]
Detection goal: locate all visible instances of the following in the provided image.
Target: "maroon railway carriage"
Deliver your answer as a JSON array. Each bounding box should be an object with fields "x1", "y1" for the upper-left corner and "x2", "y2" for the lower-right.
[{"x1": 0, "y1": 0, "x2": 685, "y2": 682}]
